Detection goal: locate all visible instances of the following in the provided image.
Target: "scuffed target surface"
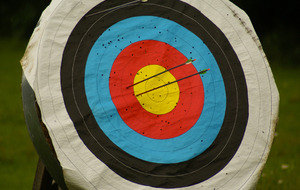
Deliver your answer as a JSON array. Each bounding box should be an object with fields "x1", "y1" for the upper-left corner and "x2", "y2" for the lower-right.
[{"x1": 21, "y1": 0, "x2": 279, "y2": 189}]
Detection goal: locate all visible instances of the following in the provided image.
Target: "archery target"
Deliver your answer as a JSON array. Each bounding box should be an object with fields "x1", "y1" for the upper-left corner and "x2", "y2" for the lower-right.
[
  {"x1": 21, "y1": 0, "x2": 279, "y2": 189},
  {"x1": 62, "y1": 2, "x2": 243, "y2": 186},
  {"x1": 82, "y1": 16, "x2": 226, "y2": 165}
]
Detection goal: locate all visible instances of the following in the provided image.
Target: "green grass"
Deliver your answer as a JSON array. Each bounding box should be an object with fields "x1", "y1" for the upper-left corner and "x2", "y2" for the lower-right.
[
  {"x1": 0, "y1": 38, "x2": 299, "y2": 189},
  {"x1": 0, "y1": 38, "x2": 38, "y2": 189},
  {"x1": 256, "y1": 63, "x2": 300, "y2": 189}
]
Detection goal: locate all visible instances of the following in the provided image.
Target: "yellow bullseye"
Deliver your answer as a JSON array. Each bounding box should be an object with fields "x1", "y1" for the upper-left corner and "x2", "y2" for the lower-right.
[{"x1": 133, "y1": 65, "x2": 180, "y2": 115}]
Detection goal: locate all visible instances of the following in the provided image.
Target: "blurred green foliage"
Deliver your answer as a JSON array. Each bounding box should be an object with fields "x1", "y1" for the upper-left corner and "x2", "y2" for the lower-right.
[
  {"x1": 231, "y1": 0, "x2": 299, "y2": 35},
  {"x1": 1, "y1": 0, "x2": 299, "y2": 65},
  {"x1": 0, "y1": 0, "x2": 299, "y2": 189},
  {"x1": 0, "y1": 0, "x2": 51, "y2": 39},
  {"x1": 0, "y1": 38, "x2": 38, "y2": 189},
  {"x1": 231, "y1": 0, "x2": 300, "y2": 66},
  {"x1": 256, "y1": 64, "x2": 300, "y2": 190}
]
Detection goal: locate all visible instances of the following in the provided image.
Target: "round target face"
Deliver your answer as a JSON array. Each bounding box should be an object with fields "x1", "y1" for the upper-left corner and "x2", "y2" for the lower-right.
[
  {"x1": 21, "y1": 0, "x2": 279, "y2": 189},
  {"x1": 61, "y1": 1, "x2": 247, "y2": 188}
]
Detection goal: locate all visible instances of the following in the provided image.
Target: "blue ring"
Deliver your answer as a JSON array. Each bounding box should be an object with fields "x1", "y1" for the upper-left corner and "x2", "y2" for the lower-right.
[{"x1": 85, "y1": 16, "x2": 226, "y2": 164}]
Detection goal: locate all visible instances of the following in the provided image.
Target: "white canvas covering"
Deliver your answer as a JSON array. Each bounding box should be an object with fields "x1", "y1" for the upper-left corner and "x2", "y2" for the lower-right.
[{"x1": 21, "y1": 0, "x2": 279, "y2": 189}]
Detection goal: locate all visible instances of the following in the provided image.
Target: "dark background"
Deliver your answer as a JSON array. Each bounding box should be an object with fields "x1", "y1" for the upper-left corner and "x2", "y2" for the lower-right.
[
  {"x1": 0, "y1": 1, "x2": 299, "y2": 189},
  {"x1": 0, "y1": 0, "x2": 299, "y2": 65}
]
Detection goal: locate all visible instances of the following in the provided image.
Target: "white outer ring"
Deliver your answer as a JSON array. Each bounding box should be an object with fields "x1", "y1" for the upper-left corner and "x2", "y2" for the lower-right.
[{"x1": 21, "y1": 0, "x2": 279, "y2": 189}]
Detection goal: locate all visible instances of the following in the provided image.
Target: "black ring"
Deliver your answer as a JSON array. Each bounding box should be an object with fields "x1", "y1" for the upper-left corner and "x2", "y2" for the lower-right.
[{"x1": 61, "y1": 0, "x2": 248, "y2": 188}]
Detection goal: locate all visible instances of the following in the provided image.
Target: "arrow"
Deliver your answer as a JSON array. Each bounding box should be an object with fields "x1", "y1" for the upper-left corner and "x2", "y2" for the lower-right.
[
  {"x1": 126, "y1": 59, "x2": 196, "y2": 89},
  {"x1": 135, "y1": 69, "x2": 210, "y2": 97},
  {"x1": 85, "y1": 0, "x2": 148, "y2": 17}
]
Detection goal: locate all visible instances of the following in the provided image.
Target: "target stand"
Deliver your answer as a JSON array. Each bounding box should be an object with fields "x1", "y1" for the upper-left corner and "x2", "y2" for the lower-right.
[
  {"x1": 32, "y1": 159, "x2": 61, "y2": 190},
  {"x1": 21, "y1": 0, "x2": 279, "y2": 189},
  {"x1": 22, "y1": 74, "x2": 68, "y2": 190}
]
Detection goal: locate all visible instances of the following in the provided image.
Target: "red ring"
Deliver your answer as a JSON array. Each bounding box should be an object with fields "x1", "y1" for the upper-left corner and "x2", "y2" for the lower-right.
[{"x1": 109, "y1": 40, "x2": 204, "y2": 139}]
